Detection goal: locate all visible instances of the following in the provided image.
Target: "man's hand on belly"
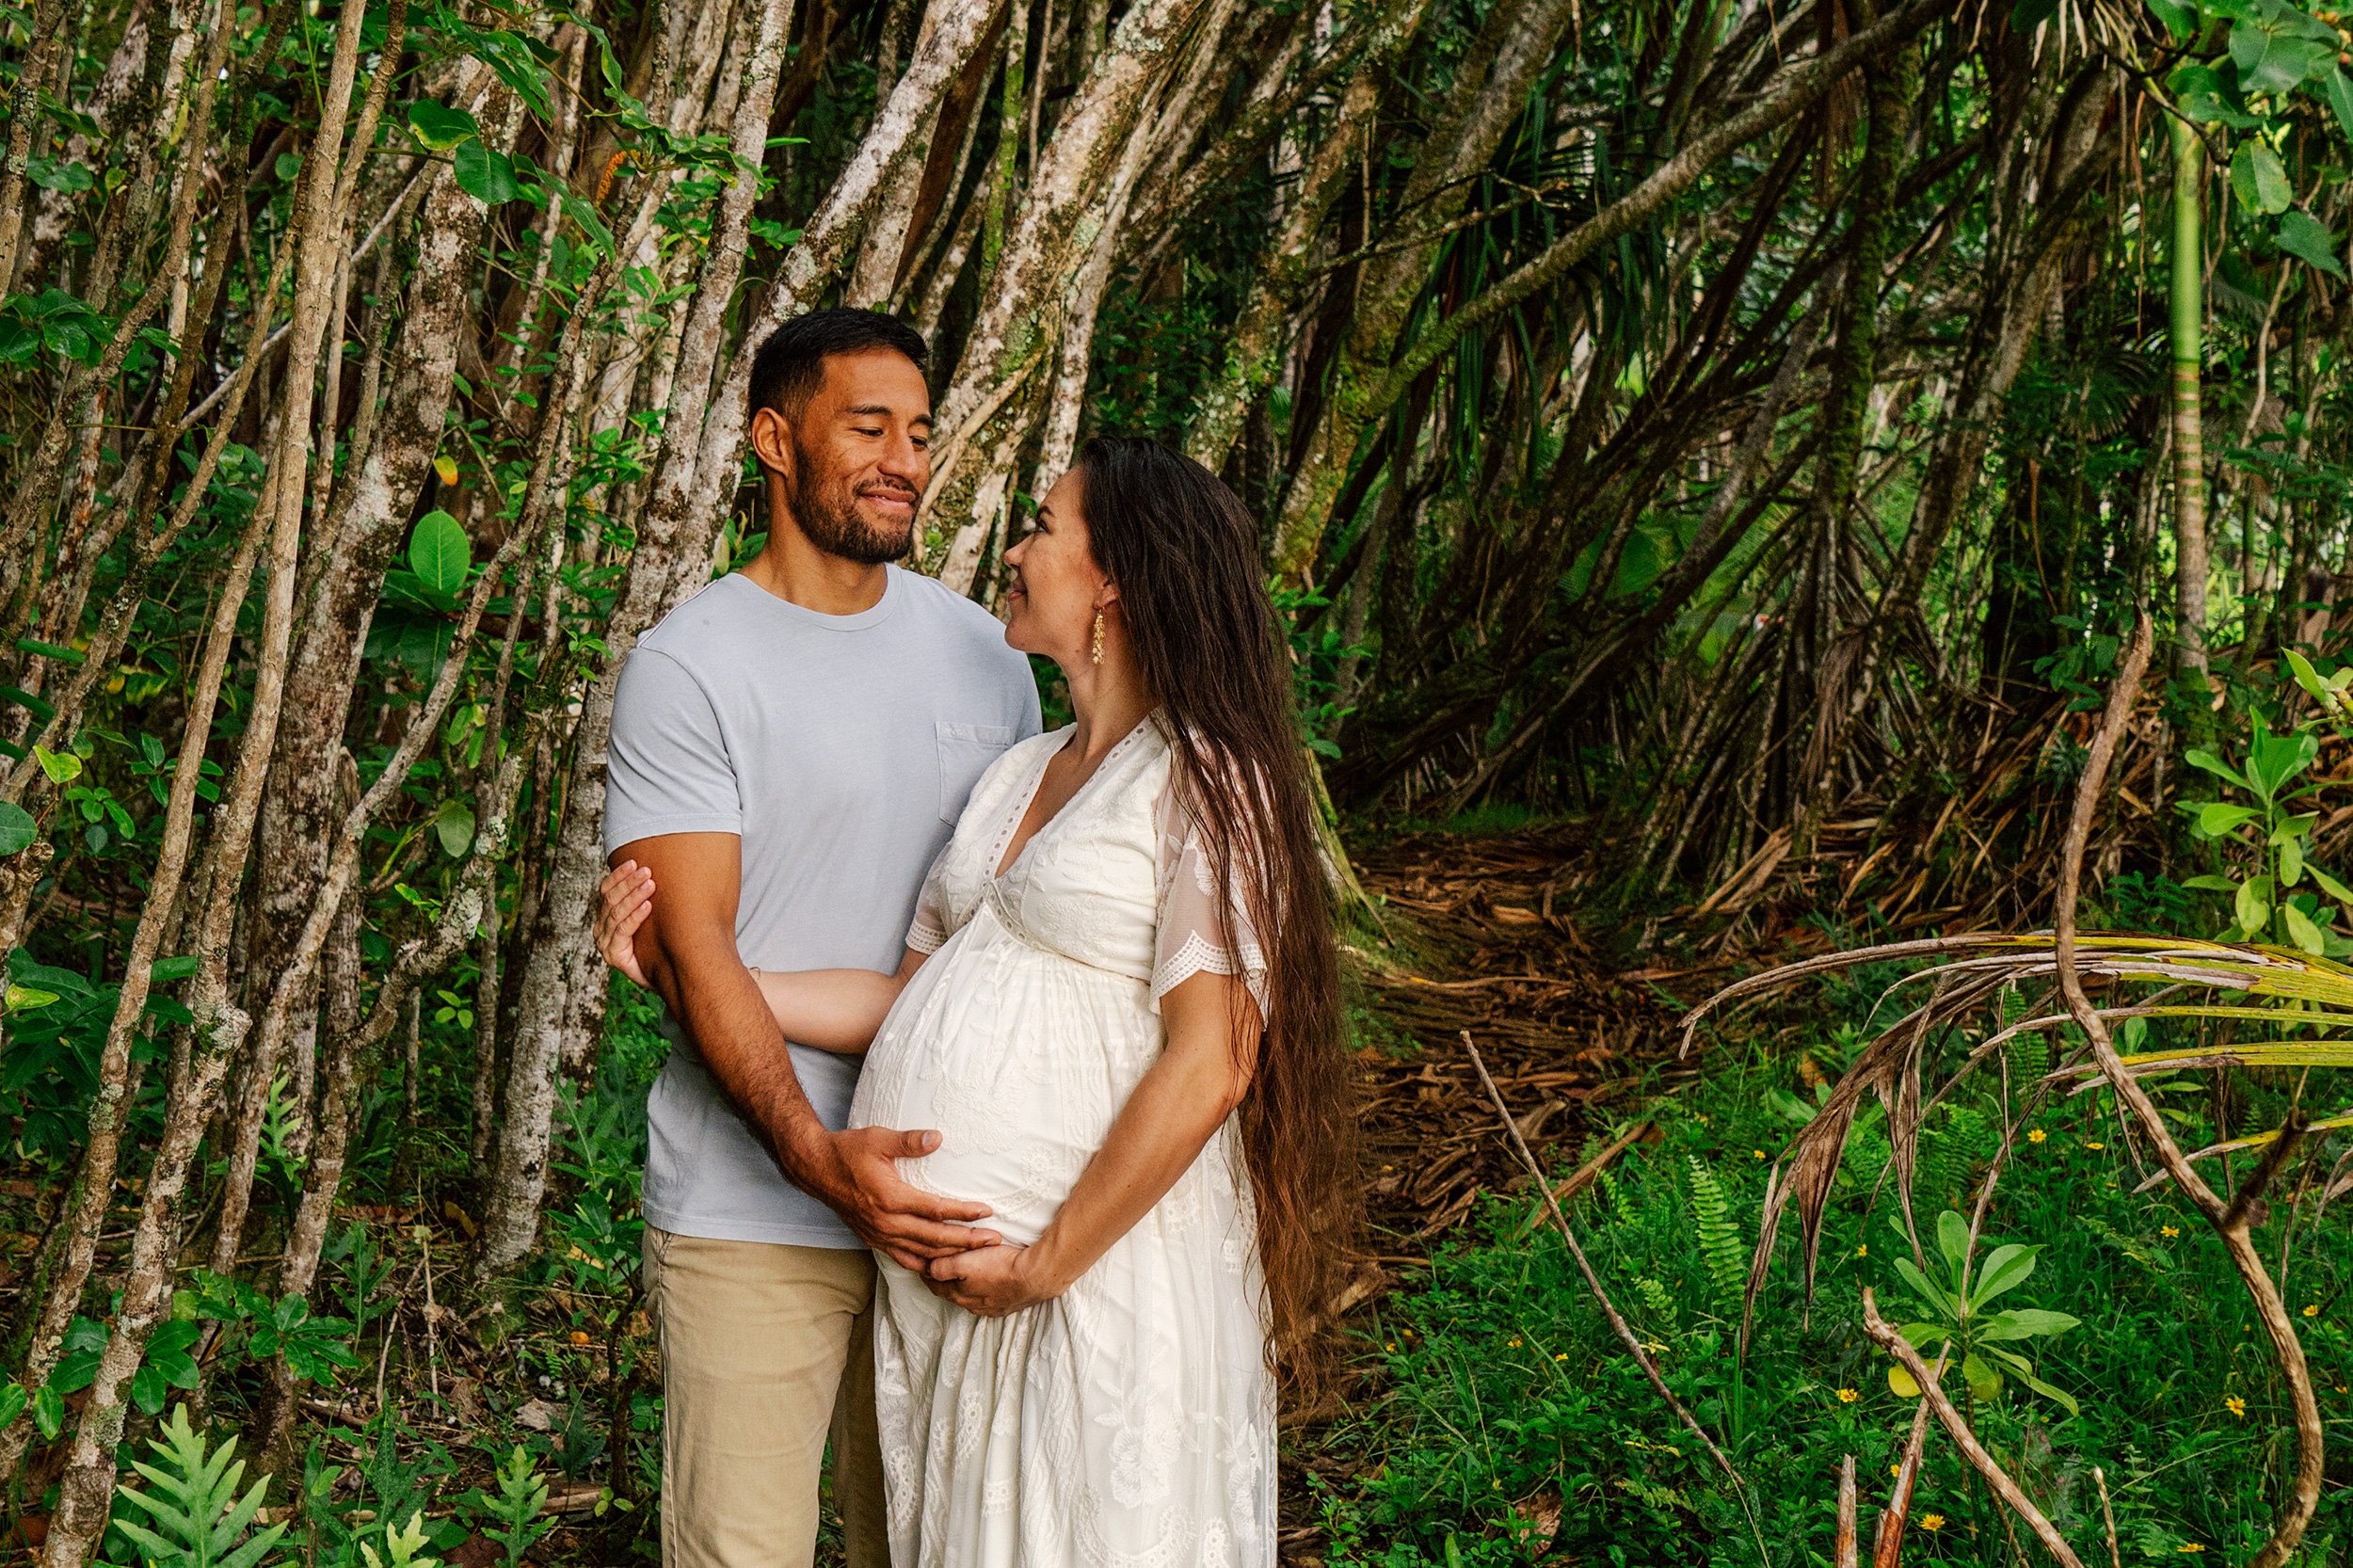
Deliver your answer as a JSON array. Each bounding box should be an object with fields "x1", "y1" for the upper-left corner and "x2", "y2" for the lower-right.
[{"x1": 790, "y1": 1122, "x2": 1000, "y2": 1271}]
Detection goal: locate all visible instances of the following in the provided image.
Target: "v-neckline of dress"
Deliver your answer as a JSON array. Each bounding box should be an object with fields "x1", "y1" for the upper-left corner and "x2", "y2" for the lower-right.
[{"x1": 990, "y1": 716, "x2": 1157, "y2": 882}]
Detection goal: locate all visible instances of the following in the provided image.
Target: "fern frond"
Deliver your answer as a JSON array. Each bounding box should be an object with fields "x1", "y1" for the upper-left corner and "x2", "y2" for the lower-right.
[{"x1": 1686, "y1": 1158, "x2": 1746, "y2": 1309}]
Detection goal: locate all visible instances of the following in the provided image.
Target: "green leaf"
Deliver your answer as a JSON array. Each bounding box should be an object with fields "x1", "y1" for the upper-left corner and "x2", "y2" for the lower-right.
[
  {"x1": 2282, "y1": 836, "x2": 2306, "y2": 888},
  {"x1": 0, "y1": 1384, "x2": 22, "y2": 1431},
  {"x1": 5, "y1": 984, "x2": 60, "y2": 1013},
  {"x1": 2233, "y1": 8, "x2": 2340, "y2": 93},
  {"x1": 2184, "y1": 873, "x2": 2244, "y2": 892},
  {"x1": 2233, "y1": 141, "x2": 2295, "y2": 214},
  {"x1": 2287, "y1": 648, "x2": 2332, "y2": 701},
  {"x1": 32, "y1": 744, "x2": 80, "y2": 784},
  {"x1": 407, "y1": 510, "x2": 471, "y2": 594},
  {"x1": 2007, "y1": 1361, "x2": 2083, "y2": 1416},
  {"x1": 2277, "y1": 210, "x2": 2347, "y2": 277},
  {"x1": 2183, "y1": 747, "x2": 2249, "y2": 789},
  {"x1": 407, "y1": 100, "x2": 481, "y2": 151},
  {"x1": 1961, "y1": 1352, "x2": 2004, "y2": 1402},
  {"x1": 0, "y1": 319, "x2": 37, "y2": 362},
  {"x1": 2329, "y1": 68, "x2": 2353, "y2": 141},
  {"x1": 0, "y1": 800, "x2": 35, "y2": 856},
  {"x1": 1971, "y1": 1242, "x2": 2041, "y2": 1308},
  {"x1": 431, "y1": 798, "x2": 476, "y2": 857},
  {"x1": 1892, "y1": 1256, "x2": 1961, "y2": 1321},
  {"x1": 1888, "y1": 1361, "x2": 1922, "y2": 1399},
  {"x1": 1986, "y1": 1307, "x2": 2082, "y2": 1339},
  {"x1": 2010, "y1": 0, "x2": 2060, "y2": 29},
  {"x1": 2174, "y1": 61, "x2": 2265, "y2": 126},
  {"x1": 455, "y1": 138, "x2": 521, "y2": 205},
  {"x1": 2197, "y1": 802, "x2": 2260, "y2": 837},
  {"x1": 31, "y1": 1383, "x2": 63, "y2": 1439},
  {"x1": 2285, "y1": 902, "x2": 2329, "y2": 954},
  {"x1": 2310, "y1": 863, "x2": 2353, "y2": 902},
  {"x1": 2237, "y1": 876, "x2": 2274, "y2": 936},
  {"x1": 1935, "y1": 1209, "x2": 1971, "y2": 1285},
  {"x1": 2147, "y1": 0, "x2": 2197, "y2": 37}
]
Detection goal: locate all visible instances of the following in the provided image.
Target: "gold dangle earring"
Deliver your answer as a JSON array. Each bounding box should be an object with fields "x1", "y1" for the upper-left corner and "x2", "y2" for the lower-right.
[{"x1": 1090, "y1": 610, "x2": 1105, "y2": 666}]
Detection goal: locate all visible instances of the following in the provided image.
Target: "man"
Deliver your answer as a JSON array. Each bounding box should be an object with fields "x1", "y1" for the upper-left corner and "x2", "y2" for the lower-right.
[{"x1": 602, "y1": 309, "x2": 1041, "y2": 1568}]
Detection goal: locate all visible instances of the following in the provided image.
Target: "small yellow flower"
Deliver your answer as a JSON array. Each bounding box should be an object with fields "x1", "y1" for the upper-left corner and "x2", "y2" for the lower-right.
[
  {"x1": 2027, "y1": 1128, "x2": 2048, "y2": 1144},
  {"x1": 1855, "y1": 1244, "x2": 1868, "y2": 1257},
  {"x1": 1385, "y1": 1342, "x2": 1397, "y2": 1352},
  {"x1": 1508, "y1": 1338, "x2": 1522, "y2": 1348},
  {"x1": 2306, "y1": 1304, "x2": 2322, "y2": 1318},
  {"x1": 2162, "y1": 1225, "x2": 2181, "y2": 1238},
  {"x1": 2227, "y1": 1396, "x2": 2247, "y2": 1418},
  {"x1": 2086, "y1": 1141, "x2": 2105, "y2": 1151},
  {"x1": 1753, "y1": 1148, "x2": 1767, "y2": 1159},
  {"x1": 568, "y1": 1329, "x2": 591, "y2": 1346},
  {"x1": 2179, "y1": 1545, "x2": 2206, "y2": 1554},
  {"x1": 1836, "y1": 1388, "x2": 1859, "y2": 1403},
  {"x1": 2335, "y1": 1384, "x2": 2347, "y2": 1394},
  {"x1": 1891, "y1": 1464, "x2": 1903, "y2": 1478},
  {"x1": 1920, "y1": 1514, "x2": 1945, "y2": 1532}
]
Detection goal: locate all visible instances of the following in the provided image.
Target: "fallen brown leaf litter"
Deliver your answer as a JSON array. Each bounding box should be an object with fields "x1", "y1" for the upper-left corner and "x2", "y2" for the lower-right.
[{"x1": 1347, "y1": 826, "x2": 1724, "y2": 1256}]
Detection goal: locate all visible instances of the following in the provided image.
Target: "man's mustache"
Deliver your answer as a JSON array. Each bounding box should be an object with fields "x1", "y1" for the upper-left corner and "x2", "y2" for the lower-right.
[{"x1": 858, "y1": 480, "x2": 921, "y2": 503}]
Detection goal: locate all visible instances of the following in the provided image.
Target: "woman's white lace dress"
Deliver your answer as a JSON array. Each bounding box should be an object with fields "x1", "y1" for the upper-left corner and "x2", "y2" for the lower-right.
[{"x1": 846, "y1": 715, "x2": 1274, "y2": 1568}]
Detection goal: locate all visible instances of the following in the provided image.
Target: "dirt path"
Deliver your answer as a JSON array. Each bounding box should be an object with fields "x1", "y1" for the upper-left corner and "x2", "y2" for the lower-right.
[{"x1": 1347, "y1": 828, "x2": 1727, "y2": 1255}]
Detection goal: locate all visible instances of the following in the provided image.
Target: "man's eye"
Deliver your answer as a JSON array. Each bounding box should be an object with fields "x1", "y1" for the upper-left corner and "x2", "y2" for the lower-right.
[{"x1": 855, "y1": 426, "x2": 884, "y2": 437}]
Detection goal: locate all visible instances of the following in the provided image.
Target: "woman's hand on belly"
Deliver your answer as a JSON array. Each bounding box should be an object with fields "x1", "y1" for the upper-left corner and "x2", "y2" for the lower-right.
[{"x1": 921, "y1": 1242, "x2": 1060, "y2": 1318}]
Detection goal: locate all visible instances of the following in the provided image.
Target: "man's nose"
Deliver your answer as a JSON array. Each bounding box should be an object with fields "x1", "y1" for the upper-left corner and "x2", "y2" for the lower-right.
[{"x1": 881, "y1": 424, "x2": 928, "y2": 491}]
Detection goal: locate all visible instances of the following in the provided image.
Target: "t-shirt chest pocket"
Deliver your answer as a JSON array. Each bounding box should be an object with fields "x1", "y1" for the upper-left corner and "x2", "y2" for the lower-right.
[{"x1": 936, "y1": 721, "x2": 1016, "y2": 826}]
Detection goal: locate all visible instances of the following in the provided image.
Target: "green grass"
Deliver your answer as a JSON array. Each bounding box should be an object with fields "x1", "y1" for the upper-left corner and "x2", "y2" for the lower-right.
[{"x1": 1311, "y1": 1024, "x2": 2353, "y2": 1566}]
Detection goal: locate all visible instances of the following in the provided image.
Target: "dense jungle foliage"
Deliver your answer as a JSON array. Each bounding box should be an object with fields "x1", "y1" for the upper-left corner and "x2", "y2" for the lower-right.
[{"x1": 6, "y1": 0, "x2": 2353, "y2": 1560}]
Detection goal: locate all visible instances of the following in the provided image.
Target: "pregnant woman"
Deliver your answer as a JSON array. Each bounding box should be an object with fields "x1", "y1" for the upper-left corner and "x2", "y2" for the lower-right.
[{"x1": 596, "y1": 437, "x2": 1354, "y2": 1567}]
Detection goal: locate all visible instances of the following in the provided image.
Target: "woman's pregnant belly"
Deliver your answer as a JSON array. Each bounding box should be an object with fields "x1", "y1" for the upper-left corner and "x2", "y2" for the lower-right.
[{"x1": 851, "y1": 915, "x2": 1161, "y2": 1246}]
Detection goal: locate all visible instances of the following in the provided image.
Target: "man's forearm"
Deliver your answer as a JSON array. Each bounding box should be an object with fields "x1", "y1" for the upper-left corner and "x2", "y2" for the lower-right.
[{"x1": 646, "y1": 946, "x2": 829, "y2": 1176}]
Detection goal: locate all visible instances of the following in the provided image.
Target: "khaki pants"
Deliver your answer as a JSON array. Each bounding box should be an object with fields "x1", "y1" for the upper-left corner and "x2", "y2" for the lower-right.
[{"x1": 643, "y1": 1226, "x2": 888, "y2": 1568}]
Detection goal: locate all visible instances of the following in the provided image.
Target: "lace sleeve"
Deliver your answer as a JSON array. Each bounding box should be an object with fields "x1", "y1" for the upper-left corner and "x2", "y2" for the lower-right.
[
  {"x1": 1150, "y1": 786, "x2": 1269, "y2": 1021},
  {"x1": 905, "y1": 844, "x2": 956, "y2": 954}
]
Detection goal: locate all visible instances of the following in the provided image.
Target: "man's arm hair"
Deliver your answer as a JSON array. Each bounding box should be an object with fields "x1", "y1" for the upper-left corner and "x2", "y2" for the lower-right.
[{"x1": 611, "y1": 834, "x2": 825, "y2": 1170}]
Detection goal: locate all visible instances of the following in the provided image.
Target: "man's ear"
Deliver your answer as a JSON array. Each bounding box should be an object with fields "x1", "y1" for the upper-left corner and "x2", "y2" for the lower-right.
[{"x1": 749, "y1": 405, "x2": 795, "y2": 487}]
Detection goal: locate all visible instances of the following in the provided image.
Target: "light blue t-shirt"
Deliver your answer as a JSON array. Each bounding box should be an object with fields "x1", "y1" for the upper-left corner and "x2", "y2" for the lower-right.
[{"x1": 603, "y1": 567, "x2": 1041, "y2": 1247}]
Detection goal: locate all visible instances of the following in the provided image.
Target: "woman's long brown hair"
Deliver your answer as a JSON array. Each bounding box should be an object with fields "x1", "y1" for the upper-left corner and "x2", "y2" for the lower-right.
[{"x1": 1075, "y1": 436, "x2": 1357, "y2": 1395}]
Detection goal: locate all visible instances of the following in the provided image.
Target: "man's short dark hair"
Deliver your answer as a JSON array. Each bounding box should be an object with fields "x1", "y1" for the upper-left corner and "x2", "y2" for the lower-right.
[{"x1": 747, "y1": 308, "x2": 928, "y2": 422}]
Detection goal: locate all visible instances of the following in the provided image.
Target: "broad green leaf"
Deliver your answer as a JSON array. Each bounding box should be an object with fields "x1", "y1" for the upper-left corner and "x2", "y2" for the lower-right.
[
  {"x1": 2285, "y1": 902, "x2": 2329, "y2": 954},
  {"x1": 32, "y1": 744, "x2": 80, "y2": 784},
  {"x1": 455, "y1": 138, "x2": 521, "y2": 205},
  {"x1": 2329, "y1": 68, "x2": 2353, "y2": 140},
  {"x1": 0, "y1": 319, "x2": 36, "y2": 362},
  {"x1": 2278, "y1": 210, "x2": 2347, "y2": 278},
  {"x1": 407, "y1": 510, "x2": 471, "y2": 594},
  {"x1": 2233, "y1": 141, "x2": 2294, "y2": 214},
  {"x1": 1993, "y1": 1307, "x2": 2082, "y2": 1338},
  {"x1": 2146, "y1": 0, "x2": 2196, "y2": 37},
  {"x1": 2237, "y1": 877, "x2": 2274, "y2": 936},
  {"x1": 0, "y1": 1384, "x2": 23, "y2": 1431},
  {"x1": 1888, "y1": 1362, "x2": 1921, "y2": 1399},
  {"x1": 2282, "y1": 836, "x2": 2306, "y2": 888},
  {"x1": 2233, "y1": 9, "x2": 2339, "y2": 93},
  {"x1": 2196, "y1": 802, "x2": 2260, "y2": 837},
  {"x1": 2183, "y1": 747, "x2": 2249, "y2": 789},
  {"x1": 2311, "y1": 864, "x2": 2353, "y2": 902},
  {"x1": 0, "y1": 800, "x2": 34, "y2": 856},
  {"x1": 4, "y1": 984, "x2": 59, "y2": 1013},
  {"x1": 2183, "y1": 873, "x2": 2243, "y2": 892},
  {"x1": 2288, "y1": 648, "x2": 2333, "y2": 701},
  {"x1": 1971, "y1": 1242, "x2": 2041, "y2": 1308},
  {"x1": 1961, "y1": 1352, "x2": 2004, "y2": 1402},
  {"x1": 32, "y1": 1384, "x2": 63, "y2": 1440},
  {"x1": 1936, "y1": 1209, "x2": 1971, "y2": 1284},
  {"x1": 407, "y1": 100, "x2": 480, "y2": 151},
  {"x1": 432, "y1": 798, "x2": 476, "y2": 857}
]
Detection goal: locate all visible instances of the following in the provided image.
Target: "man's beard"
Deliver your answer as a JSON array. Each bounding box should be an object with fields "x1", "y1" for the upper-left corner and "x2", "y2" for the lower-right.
[{"x1": 786, "y1": 455, "x2": 917, "y2": 566}]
